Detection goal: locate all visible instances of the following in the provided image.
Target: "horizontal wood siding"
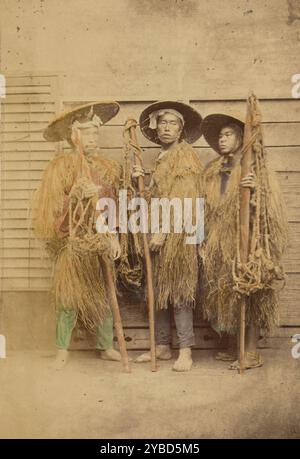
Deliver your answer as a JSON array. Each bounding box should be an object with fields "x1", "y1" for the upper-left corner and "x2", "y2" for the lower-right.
[{"x1": 1, "y1": 78, "x2": 299, "y2": 333}]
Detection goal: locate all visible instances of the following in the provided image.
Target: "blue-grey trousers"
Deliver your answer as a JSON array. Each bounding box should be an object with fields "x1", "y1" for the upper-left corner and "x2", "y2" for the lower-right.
[{"x1": 155, "y1": 305, "x2": 195, "y2": 348}]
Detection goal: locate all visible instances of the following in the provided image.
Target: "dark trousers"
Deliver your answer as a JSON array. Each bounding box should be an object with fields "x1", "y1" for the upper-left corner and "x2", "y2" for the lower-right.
[{"x1": 155, "y1": 305, "x2": 195, "y2": 348}]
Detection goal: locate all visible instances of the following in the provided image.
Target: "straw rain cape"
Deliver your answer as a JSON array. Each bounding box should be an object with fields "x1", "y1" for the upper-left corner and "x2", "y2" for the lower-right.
[
  {"x1": 202, "y1": 154, "x2": 288, "y2": 334},
  {"x1": 149, "y1": 140, "x2": 203, "y2": 310},
  {"x1": 33, "y1": 151, "x2": 121, "y2": 330}
]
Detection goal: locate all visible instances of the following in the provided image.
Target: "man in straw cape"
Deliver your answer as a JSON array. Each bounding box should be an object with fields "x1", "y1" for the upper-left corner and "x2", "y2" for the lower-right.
[
  {"x1": 201, "y1": 98, "x2": 287, "y2": 370},
  {"x1": 33, "y1": 102, "x2": 123, "y2": 370},
  {"x1": 133, "y1": 101, "x2": 203, "y2": 371}
]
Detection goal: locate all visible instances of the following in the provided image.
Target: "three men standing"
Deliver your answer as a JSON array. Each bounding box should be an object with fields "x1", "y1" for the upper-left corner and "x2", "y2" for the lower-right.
[{"x1": 34, "y1": 98, "x2": 287, "y2": 373}]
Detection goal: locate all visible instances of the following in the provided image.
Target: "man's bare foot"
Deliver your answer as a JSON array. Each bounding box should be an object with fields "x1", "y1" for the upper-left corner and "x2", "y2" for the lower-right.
[
  {"x1": 51, "y1": 349, "x2": 69, "y2": 370},
  {"x1": 215, "y1": 351, "x2": 237, "y2": 362},
  {"x1": 229, "y1": 352, "x2": 263, "y2": 370},
  {"x1": 135, "y1": 344, "x2": 172, "y2": 363},
  {"x1": 100, "y1": 348, "x2": 122, "y2": 361},
  {"x1": 172, "y1": 347, "x2": 193, "y2": 372}
]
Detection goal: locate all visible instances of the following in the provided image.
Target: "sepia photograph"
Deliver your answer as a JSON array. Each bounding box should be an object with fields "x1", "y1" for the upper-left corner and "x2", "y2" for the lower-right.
[{"x1": 0, "y1": 0, "x2": 299, "y2": 443}]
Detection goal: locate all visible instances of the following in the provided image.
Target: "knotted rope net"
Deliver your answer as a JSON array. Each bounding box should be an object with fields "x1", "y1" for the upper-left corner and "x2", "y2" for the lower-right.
[{"x1": 232, "y1": 95, "x2": 286, "y2": 297}]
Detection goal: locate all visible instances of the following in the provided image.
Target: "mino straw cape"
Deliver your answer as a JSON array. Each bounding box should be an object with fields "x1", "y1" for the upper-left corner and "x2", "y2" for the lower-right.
[
  {"x1": 118, "y1": 102, "x2": 204, "y2": 372},
  {"x1": 132, "y1": 101, "x2": 204, "y2": 311},
  {"x1": 32, "y1": 102, "x2": 122, "y2": 331},
  {"x1": 201, "y1": 95, "x2": 288, "y2": 337}
]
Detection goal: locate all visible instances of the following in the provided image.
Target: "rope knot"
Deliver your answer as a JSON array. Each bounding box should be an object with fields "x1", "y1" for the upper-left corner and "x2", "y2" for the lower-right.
[{"x1": 124, "y1": 118, "x2": 138, "y2": 132}]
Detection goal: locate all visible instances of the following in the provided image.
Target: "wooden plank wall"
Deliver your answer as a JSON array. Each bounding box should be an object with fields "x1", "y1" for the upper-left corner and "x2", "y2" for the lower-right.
[
  {"x1": 1, "y1": 75, "x2": 299, "y2": 351},
  {"x1": 1, "y1": 75, "x2": 59, "y2": 290}
]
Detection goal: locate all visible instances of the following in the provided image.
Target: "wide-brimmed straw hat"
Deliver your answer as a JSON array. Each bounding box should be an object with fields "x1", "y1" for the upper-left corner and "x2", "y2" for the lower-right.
[
  {"x1": 201, "y1": 114, "x2": 244, "y2": 153},
  {"x1": 43, "y1": 101, "x2": 120, "y2": 142},
  {"x1": 139, "y1": 101, "x2": 203, "y2": 145}
]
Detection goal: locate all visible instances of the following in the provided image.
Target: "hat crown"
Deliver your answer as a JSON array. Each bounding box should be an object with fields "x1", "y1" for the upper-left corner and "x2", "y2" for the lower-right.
[
  {"x1": 43, "y1": 101, "x2": 119, "y2": 142},
  {"x1": 139, "y1": 100, "x2": 203, "y2": 145},
  {"x1": 71, "y1": 105, "x2": 95, "y2": 124},
  {"x1": 201, "y1": 114, "x2": 244, "y2": 153}
]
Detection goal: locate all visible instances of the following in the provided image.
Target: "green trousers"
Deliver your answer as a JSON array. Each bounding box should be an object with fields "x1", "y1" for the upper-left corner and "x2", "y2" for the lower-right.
[{"x1": 56, "y1": 307, "x2": 114, "y2": 351}]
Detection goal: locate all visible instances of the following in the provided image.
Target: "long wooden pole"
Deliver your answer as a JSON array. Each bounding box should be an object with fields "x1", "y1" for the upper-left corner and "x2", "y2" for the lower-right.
[
  {"x1": 102, "y1": 261, "x2": 131, "y2": 373},
  {"x1": 127, "y1": 119, "x2": 157, "y2": 372},
  {"x1": 239, "y1": 95, "x2": 254, "y2": 374},
  {"x1": 76, "y1": 131, "x2": 131, "y2": 373}
]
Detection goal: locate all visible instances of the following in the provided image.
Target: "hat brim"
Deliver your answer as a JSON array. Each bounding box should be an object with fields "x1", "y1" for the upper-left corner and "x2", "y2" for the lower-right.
[
  {"x1": 43, "y1": 101, "x2": 120, "y2": 142},
  {"x1": 139, "y1": 101, "x2": 203, "y2": 145},
  {"x1": 201, "y1": 114, "x2": 245, "y2": 153}
]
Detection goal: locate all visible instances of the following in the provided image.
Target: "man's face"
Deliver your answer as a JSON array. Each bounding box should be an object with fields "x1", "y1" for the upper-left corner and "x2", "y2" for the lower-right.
[
  {"x1": 218, "y1": 126, "x2": 242, "y2": 155},
  {"x1": 156, "y1": 113, "x2": 183, "y2": 145},
  {"x1": 79, "y1": 125, "x2": 100, "y2": 154}
]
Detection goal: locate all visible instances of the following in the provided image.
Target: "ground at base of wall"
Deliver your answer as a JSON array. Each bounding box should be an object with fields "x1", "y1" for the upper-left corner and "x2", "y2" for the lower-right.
[{"x1": 0, "y1": 349, "x2": 299, "y2": 439}]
